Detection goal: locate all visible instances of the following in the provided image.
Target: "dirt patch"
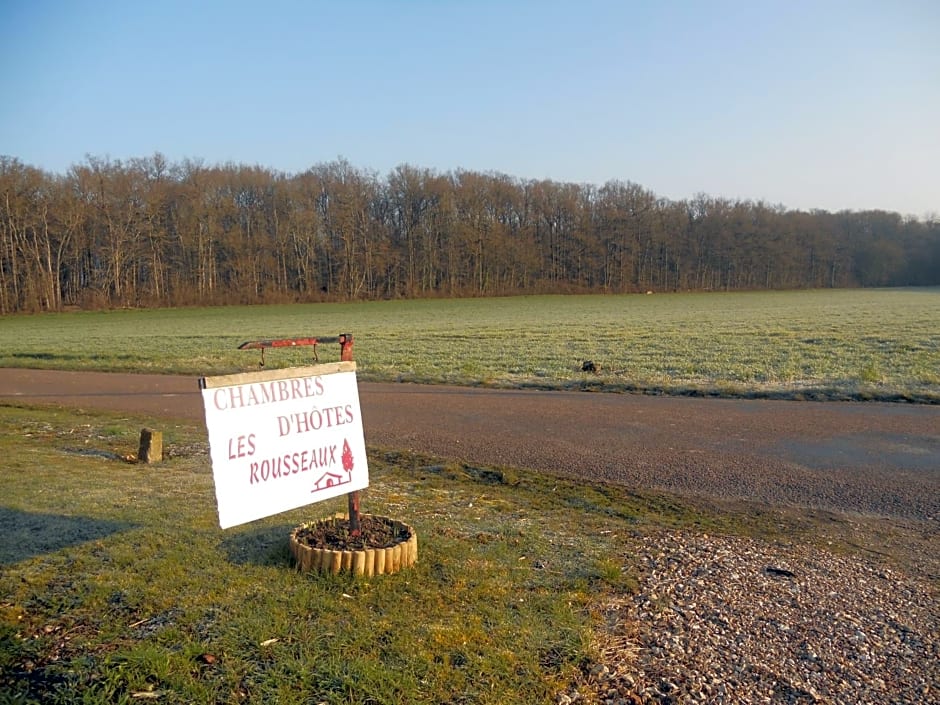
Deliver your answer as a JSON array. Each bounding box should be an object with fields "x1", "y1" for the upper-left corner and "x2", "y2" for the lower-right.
[{"x1": 292, "y1": 514, "x2": 413, "y2": 551}]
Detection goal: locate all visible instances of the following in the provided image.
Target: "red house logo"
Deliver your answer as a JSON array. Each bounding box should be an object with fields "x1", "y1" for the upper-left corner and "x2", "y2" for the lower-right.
[
  {"x1": 313, "y1": 471, "x2": 346, "y2": 491},
  {"x1": 311, "y1": 439, "x2": 355, "y2": 494}
]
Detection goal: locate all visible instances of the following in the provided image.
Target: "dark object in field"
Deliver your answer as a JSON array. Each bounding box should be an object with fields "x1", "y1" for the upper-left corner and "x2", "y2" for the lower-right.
[
  {"x1": 765, "y1": 566, "x2": 796, "y2": 578},
  {"x1": 582, "y1": 360, "x2": 599, "y2": 373}
]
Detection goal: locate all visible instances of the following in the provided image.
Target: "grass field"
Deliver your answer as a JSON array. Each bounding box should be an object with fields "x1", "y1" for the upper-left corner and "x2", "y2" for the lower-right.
[
  {"x1": 1, "y1": 289, "x2": 939, "y2": 402},
  {"x1": 0, "y1": 404, "x2": 817, "y2": 705}
]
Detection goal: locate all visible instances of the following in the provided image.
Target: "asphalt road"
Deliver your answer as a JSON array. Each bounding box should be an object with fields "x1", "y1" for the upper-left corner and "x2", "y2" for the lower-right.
[{"x1": 1, "y1": 368, "x2": 938, "y2": 522}]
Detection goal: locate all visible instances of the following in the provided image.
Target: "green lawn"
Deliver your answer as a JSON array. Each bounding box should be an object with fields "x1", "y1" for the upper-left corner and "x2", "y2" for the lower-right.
[
  {"x1": 2, "y1": 289, "x2": 939, "y2": 402},
  {"x1": 0, "y1": 404, "x2": 788, "y2": 705}
]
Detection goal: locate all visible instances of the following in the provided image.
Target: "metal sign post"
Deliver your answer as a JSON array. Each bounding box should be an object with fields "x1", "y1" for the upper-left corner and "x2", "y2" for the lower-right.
[{"x1": 337, "y1": 334, "x2": 361, "y2": 536}]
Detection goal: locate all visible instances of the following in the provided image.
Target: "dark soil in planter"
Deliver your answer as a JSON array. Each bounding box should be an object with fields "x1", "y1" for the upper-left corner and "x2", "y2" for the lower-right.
[{"x1": 293, "y1": 515, "x2": 412, "y2": 551}]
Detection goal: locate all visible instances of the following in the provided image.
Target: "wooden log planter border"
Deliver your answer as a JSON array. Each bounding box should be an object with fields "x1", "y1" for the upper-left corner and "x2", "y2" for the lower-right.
[{"x1": 289, "y1": 514, "x2": 418, "y2": 577}]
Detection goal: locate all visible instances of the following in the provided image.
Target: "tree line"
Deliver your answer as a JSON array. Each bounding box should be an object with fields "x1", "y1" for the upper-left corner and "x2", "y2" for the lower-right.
[{"x1": 1, "y1": 153, "x2": 938, "y2": 313}]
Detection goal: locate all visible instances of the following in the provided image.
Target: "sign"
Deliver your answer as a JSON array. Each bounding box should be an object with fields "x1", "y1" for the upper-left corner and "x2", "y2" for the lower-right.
[{"x1": 200, "y1": 362, "x2": 369, "y2": 529}]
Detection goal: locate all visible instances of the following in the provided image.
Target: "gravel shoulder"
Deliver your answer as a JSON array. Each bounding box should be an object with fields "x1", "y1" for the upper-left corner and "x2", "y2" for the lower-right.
[{"x1": 574, "y1": 529, "x2": 939, "y2": 705}]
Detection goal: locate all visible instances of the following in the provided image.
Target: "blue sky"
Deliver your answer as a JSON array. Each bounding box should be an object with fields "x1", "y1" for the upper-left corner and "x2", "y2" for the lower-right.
[{"x1": 2, "y1": 0, "x2": 938, "y2": 216}]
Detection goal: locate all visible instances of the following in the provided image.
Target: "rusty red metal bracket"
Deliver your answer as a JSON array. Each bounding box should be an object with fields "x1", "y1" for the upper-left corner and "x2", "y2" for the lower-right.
[
  {"x1": 238, "y1": 334, "x2": 355, "y2": 368},
  {"x1": 238, "y1": 337, "x2": 323, "y2": 367}
]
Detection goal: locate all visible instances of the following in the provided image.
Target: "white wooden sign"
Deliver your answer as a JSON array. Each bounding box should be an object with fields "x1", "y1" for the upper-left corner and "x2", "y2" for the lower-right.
[{"x1": 200, "y1": 362, "x2": 369, "y2": 529}]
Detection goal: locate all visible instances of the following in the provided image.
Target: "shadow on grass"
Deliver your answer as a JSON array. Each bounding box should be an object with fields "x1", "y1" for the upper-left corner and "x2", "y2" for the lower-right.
[
  {"x1": 219, "y1": 522, "x2": 295, "y2": 567},
  {"x1": 8, "y1": 352, "x2": 96, "y2": 362},
  {"x1": 0, "y1": 507, "x2": 136, "y2": 565}
]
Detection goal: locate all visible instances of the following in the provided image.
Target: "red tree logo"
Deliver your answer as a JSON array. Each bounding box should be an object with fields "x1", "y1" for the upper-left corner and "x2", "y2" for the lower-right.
[{"x1": 342, "y1": 439, "x2": 354, "y2": 474}]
